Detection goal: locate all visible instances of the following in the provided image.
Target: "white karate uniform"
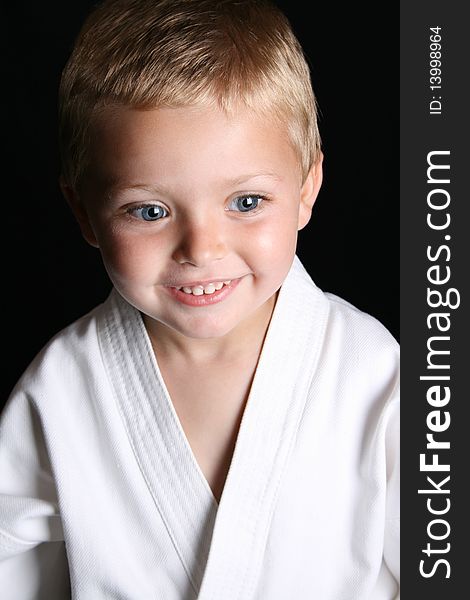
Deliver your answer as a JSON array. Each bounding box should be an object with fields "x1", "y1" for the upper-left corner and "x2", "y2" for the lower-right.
[{"x1": 0, "y1": 256, "x2": 399, "y2": 599}]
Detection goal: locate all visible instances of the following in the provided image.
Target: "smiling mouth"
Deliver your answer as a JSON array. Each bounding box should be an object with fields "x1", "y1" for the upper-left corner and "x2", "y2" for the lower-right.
[
  {"x1": 166, "y1": 277, "x2": 242, "y2": 306},
  {"x1": 173, "y1": 280, "x2": 232, "y2": 296}
]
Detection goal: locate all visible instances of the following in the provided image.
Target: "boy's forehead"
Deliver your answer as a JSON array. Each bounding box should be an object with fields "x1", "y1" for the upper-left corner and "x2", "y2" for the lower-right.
[
  {"x1": 86, "y1": 104, "x2": 301, "y2": 191},
  {"x1": 90, "y1": 103, "x2": 283, "y2": 141}
]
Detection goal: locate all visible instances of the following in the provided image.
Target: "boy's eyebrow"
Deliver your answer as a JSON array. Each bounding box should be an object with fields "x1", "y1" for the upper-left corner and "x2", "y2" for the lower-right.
[
  {"x1": 108, "y1": 183, "x2": 168, "y2": 196},
  {"x1": 223, "y1": 171, "x2": 283, "y2": 186},
  {"x1": 108, "y1": 172, "x2": 283, "y2": 196}
]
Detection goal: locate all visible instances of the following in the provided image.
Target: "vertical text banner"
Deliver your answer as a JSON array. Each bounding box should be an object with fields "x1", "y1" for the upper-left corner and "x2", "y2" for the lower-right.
[{"x1": 401, "y1": 0, "x2": 468, "y2": 597}]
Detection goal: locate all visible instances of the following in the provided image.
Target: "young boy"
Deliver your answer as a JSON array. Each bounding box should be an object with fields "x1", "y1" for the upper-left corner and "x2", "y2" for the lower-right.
[{"x1": 0, "y1": 1, "x2": 399, "y2": 598}]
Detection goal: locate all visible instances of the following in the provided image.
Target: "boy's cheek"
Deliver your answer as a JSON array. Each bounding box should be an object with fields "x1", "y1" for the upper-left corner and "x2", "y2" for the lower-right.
[
  {"x1": 247, "y1": 218, "x2": 298, "y2": 255},
  {"x1": 101, "y1": 257, "x2": 156, "y2": 292},
  {"x1": 253, "y1": 233, "x2": 293, "y2": 258},
  {"x1": 98, "y1": 237, "x2": 161, "y2": 280}
]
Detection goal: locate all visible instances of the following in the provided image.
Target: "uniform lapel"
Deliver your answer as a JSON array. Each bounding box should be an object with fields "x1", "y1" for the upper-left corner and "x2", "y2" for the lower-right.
[
  {"x1": 197, "y1": 256, "x2": 329, "y2": 599},
  {"x1": 98, "y1": 291, "x2": 218, "y2": 595}
]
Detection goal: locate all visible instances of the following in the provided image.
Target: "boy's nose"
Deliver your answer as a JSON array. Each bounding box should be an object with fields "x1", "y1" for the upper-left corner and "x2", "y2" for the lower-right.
[{"x1": 172, "y1": 217, "x2": 228, "y2": 267}]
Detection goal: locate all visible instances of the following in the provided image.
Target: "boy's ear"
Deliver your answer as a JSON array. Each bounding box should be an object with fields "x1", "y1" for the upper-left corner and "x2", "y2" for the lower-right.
[
  {"x1": 298, "y1": 153, "x2": 323, "y2": 231},
  {"x1": 60, "y1": 177, "x2": 99, "y2": 248}
]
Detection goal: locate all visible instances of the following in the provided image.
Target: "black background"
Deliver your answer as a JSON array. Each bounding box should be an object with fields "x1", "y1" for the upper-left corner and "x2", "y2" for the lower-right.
[{"x1": 3, "y1": 2, "x2": 398, "y2": 403}]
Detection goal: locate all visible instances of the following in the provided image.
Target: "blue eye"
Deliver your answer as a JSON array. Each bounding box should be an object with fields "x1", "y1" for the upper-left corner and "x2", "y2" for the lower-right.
[
  {"x1": 229, "y1": 194, "x2": 263, "y2": 213},
  {"x1": 132, "y1": 205, "x2": 168, "y2": 221}
]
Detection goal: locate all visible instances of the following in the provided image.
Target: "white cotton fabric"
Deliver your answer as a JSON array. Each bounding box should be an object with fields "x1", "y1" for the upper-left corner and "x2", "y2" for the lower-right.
[{"x1": 0, "y1": 256, "x2": 400, "y2": 599}]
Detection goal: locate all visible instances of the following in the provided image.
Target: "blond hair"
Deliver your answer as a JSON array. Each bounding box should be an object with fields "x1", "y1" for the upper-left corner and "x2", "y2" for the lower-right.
[{"x1": 59, "y1": 0, "x2": 321, "y2": 188}]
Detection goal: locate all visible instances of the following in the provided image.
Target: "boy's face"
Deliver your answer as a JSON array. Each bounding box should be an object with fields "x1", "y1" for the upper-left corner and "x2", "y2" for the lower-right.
[{"x1": 69, "y1": 104, "x2": 322, "y2": 340}]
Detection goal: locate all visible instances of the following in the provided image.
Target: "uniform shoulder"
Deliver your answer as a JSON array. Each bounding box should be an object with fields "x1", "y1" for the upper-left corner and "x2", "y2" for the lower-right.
[
  {"x1": 324, "y1": 291, "x2": 399, "y2": 351},
  {"x1": 9, "y1": 298, "x2": 110, "y2": 399},
  {"x1": 320, "y1": 292, "x2": 400, "y2": 405},
  {"x1": 289, "y1": 257, "x2": 398, "y2": 356},
  {"x1": 40, "y1": 300, "x2": 105, "y2": 356}
]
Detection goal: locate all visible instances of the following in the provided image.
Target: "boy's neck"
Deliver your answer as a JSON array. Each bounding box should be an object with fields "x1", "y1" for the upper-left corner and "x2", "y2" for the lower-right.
[{"x1": 143, "y1": 293, "x2": 277, "y2": 365}]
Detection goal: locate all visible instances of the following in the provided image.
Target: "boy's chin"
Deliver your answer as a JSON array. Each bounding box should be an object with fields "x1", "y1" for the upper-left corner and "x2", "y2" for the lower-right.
[{"x1": 169, "y1": 317, "x2": 241, "y2": 341}]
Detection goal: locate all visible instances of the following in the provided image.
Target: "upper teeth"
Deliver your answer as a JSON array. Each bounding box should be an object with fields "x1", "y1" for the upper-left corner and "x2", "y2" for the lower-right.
[{"x1": 176, "y1": 280, "x2": 232, "y2": 295}]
